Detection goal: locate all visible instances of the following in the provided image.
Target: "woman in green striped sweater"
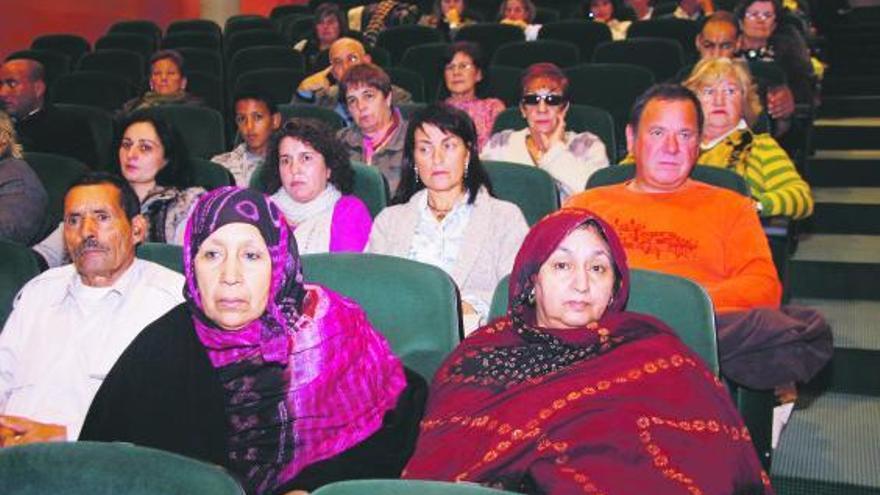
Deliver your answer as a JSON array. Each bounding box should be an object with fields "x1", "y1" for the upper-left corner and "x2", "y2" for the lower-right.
[{"x1": 684, "y1": 57, "x2": 813, "y2": 219}]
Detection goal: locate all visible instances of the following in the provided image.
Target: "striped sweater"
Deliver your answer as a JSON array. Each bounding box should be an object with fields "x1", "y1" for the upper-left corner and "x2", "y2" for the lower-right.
[{"x1": 698, "y1": 129, "x2": 813, "y2": 220}]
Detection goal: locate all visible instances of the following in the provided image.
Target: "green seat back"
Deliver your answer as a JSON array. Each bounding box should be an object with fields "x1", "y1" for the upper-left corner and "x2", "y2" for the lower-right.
[
  {"x1": 489, "y1": 268, "x2": 719, "y2": 374},
  {"x1": 137, "y1": 243, "x2": 184, "y2": 273},
  {"x1": 187, "y1": 71, "x2": 225, "y2": 114},
  {"x1": 491, "y1": 104, "x2": 617, "y2": 163},
  {"x1": 454, "y1": 23, "x2": 525, "y2": 62},
  {"x1": 350, "y1": 162, "x2": 389, "y2": 218},
  {"x1": 484, "y1": 65, "x2": 523, "y2": 107},
  {"x1": 397, "y1": 102, "x2": 428, "y2": 121},
  {"x1": 302, "y1": 253, "x2": 461, "y2": 380},
  {"x1": 399, "y1": 43, "x2": 450, "y2": 104},
  {"x1": 491, "y1": 40, "x2": 580, "y2": 69},
  {"x1": 0, "y1": 241, "x2": 41, "y2": 329},
  {"x1": 31, "y1": 34, "x2": 91, "y2": 66},
  {"x1": 314, "y1": 479, "x2": 515, "y2": 495},
  {"x1": 153, "y1": 105, "x2": 227, "y2": 159},
  {"x1": 95, "y1": 33, "x2": 155, "y2": 65},
  {"x1": 0, "y1": 441, "x2": 242, "y2": 495},
  {"x1": 24, "y1": 152, "x2": 90, "y2": 240},
  {"x1": 167, "y1": 19, "x2": 222, "y2": 37},
  {"x1": 51, "y1": 71, "x2": 134, "y2": 112},
  {"x1": 249, "y1": 162, "x2": 388, "y2": 218},
  {"x1": 564, "y1": 63, "x2": 655, "y2": 159},
  {"x1": 278, "y1": 104, "x2": 346, "y2": 132},
  {"x1": 483, "y1": 160, "x2": 559, "y2": 225},
  {"x1": 538, "y1": 21, "x2": 612, "y2": 62},
  {"x1": 175, "y1": 47, "x2": 223, "y2": 78},
  {"x1": 386, "y1": 67, "x2": 426, "y2": 103},
  {"x1": 54, "y1": 104, "x2": 115, "y2": 171},
  {"x1": 376, "y1": 25, "x2": 445, "y2": 65},
  {"x1": 627, "y1": 18, "x2": 700, "y2": 64},
  {"x1": 108, "y1": 20, "x2": 162, "y2": 49},
  {"x1": 77, "y1": 49, "x2": 146, "y2": 91},
  {"x1": 224, "y1": 29, "x2": 285, "y2": 62},
  {"x1": 161, "y1": 32, "x2": 222, "y2": 51},
  {"x1": 233, "y1": 68, "x2": 306, "y2": 113},
  {"x1": 586, "y1": 164, "x2": 750, "y2": 197},
  {"x1": 191, "y1": 157, "x2": 234, "y2": 190},
  {"x1": 227, "y1": 46, "x2": 305, "y2": 88},
  {"x1": 592, "y1": 38, "x2": 685, "y2": 83}
]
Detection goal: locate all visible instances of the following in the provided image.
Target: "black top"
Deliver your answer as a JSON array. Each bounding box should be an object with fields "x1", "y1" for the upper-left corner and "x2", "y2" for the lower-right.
[
  {"x1": 80, "y1": 303, "x2": 428, "y2": 495},
  {"x1": 15, "y1": 104, "x2": 98, "y2": 166}
]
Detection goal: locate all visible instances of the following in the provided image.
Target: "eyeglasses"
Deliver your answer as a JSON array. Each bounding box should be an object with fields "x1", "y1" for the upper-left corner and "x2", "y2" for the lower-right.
[
  {"x1": 521, "y1": 93, "x2": 566, "y2": 106},
  {"x1": 744, "y1": 10, "x2": 775, "y2": 21},
  {"x1": 444, "y1": 62, "x2": 475, "y2": 72}
]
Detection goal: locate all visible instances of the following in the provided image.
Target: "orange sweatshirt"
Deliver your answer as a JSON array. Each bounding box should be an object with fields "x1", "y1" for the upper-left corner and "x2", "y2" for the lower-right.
[{"x1": 566, "y1": 180, "x2": 781, "y2": 313}]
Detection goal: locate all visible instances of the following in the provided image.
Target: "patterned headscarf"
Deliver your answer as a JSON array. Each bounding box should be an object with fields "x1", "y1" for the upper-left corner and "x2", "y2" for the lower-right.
[
  {"x1": 183, "y1": 186, "x2": 306, "y2": 367},
  {"x1": 455, "y1": 208, "x2": 632, "y2": 383}
]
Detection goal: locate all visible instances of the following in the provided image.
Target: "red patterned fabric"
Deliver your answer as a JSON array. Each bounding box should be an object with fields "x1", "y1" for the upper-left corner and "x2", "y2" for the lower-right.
[{"x1": 403, "y1": 208, "x2": 773, "y2": 494}]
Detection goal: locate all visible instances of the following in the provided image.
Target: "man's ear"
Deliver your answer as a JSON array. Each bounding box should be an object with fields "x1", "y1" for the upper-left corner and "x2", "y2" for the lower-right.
[
  {"x1": 34, "y1": 80, "x2": 47, "y2": 102},
  {"x1": 695, "y1": 33, "x2": 703, "y2": 52},
  {"x1": 625, "y1": 124, "x2": 635, "y2": 155},
  {"x1": 272, "y1": 112, "x2": 282, "y2": 130},
  {"x1": 130, "y1": 214, "x2": 148, "y2": 244},
  {"x1": 364, "y1": 53, "x2": 372, "y2": 64}
]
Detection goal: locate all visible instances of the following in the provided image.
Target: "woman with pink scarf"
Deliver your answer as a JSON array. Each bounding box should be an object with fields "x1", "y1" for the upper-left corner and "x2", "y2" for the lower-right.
[{"x1": 80, "y1": 187, "x2": 426, "y2": 494}]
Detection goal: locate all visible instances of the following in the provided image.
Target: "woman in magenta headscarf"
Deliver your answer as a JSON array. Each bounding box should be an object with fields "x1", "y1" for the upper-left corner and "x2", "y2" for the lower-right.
[
  {"x1": 403, "y1": 208, "x2": 772, "y2": 494},
  {"x1": 81, "y1": 187, "x2": 426, "y2": 494}
]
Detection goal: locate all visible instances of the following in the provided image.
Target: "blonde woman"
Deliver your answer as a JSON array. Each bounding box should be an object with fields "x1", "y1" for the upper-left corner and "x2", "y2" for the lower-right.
[
  {"x1": 683, "y1": 57, "x2": 813, "y2": 219},
  {"x1": 0, "y1": 111, "x2": 47, "y2": 245}
]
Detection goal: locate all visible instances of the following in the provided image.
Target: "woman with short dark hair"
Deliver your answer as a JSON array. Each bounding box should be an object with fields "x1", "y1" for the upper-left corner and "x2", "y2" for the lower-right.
[{"x1": 368, "y1": 104, "x2": 528, "y2": 334}]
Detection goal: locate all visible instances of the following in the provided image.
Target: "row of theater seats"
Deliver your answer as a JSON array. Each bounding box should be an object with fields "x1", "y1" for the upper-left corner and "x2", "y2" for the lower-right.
[{"x1": 0, "y1": 440, "x2": 521, "y2": 494}]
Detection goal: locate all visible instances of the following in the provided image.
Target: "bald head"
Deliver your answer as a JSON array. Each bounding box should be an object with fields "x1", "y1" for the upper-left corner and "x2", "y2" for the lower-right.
[
  {"x1": 0, "y1": 59, "x2": 47, "y2": 119},
  {"x1": 697, "y1": 12, "x2": 739, "y2": 59},
  {"x1": 329, "y1": 37, "x2": 371, "y2": 81}
]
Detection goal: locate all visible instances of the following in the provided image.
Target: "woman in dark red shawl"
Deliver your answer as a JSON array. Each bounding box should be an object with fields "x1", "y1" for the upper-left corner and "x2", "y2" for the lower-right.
[{"x1": 403, "y1": 208, "x2": 773, "y2": 494}]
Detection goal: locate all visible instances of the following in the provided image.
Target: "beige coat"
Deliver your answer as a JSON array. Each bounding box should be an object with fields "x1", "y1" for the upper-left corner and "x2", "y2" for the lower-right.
[{"x1": 367, "y1": 188, "x2": 528, "y2": 322}]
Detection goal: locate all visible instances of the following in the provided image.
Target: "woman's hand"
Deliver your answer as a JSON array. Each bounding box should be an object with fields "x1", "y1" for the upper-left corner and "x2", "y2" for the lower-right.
[{"x1": 533, "y1": 114, "x2": 566, "y2": 153}]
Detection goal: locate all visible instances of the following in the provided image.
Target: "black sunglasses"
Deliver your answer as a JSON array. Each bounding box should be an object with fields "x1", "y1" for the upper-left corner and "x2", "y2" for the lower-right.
[{"x1": 521, "y1": 94, "x2": 567, "y2": 106}]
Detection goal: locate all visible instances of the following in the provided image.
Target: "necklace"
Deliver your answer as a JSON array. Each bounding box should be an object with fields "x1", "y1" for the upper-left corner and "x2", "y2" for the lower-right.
[{"x1": 427, "y1": 198, "x2": 455, "y2": 221}]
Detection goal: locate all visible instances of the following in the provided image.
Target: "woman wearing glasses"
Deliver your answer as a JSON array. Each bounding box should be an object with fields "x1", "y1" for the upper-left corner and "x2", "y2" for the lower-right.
[
  {"x1": 368, "y1": 104, "x2": 528, "y2": 335},
  {"x1": 683, "y1": 57, "x2": 813, "y2": 219},
  {"x1": 734, "y1": 0, "x2": 816, "y2": 105},
  {"x1": 481, "y1": 63, "x2": 609, "y2": 199},
  {"x1": 441, "y1": 42, "x2": 505, "y2": 151}
]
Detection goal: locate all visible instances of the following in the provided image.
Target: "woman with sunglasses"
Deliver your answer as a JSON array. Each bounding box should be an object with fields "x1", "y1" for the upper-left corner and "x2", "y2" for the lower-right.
[{"x1": 481, "y1": 63, "x2": 609, "y2": 199}]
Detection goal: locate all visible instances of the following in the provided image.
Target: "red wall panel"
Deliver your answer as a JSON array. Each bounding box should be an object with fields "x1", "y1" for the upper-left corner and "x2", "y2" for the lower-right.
[{"x1": 0, "y1": 0, "x2": 201, "y2": 60}]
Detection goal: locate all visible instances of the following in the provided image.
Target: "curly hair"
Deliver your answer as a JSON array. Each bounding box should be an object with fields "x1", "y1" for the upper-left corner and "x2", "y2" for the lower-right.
[
  {"x1": 115, "y1": 108, "x2": 195, "y2": 189},
  {"x1": 260, "y1": 118, "x2": 355, "y2": 195},
  {"x1": 0, "y1": 111, "x2": 23, "y2": 160},
  {"x1": 683, "y1": 57, "x2": 763, "y2": 127}
]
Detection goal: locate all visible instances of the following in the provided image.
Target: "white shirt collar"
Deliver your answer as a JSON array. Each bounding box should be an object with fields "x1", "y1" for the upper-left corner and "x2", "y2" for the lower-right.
[{"x1": 701, "y1": 119, "x2": 749, "y2": 150}]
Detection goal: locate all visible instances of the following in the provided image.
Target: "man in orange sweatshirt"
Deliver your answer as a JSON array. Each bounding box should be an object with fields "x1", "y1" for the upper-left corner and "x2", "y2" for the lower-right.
[{"x1": 567, "y1": 84, "x2": 830, "y2": 391}]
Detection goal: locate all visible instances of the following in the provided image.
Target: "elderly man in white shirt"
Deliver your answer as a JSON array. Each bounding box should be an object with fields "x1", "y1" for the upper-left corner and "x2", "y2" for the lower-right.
[{"x1": 0, "y1": 172, "x2": 184, "y2": 446}]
